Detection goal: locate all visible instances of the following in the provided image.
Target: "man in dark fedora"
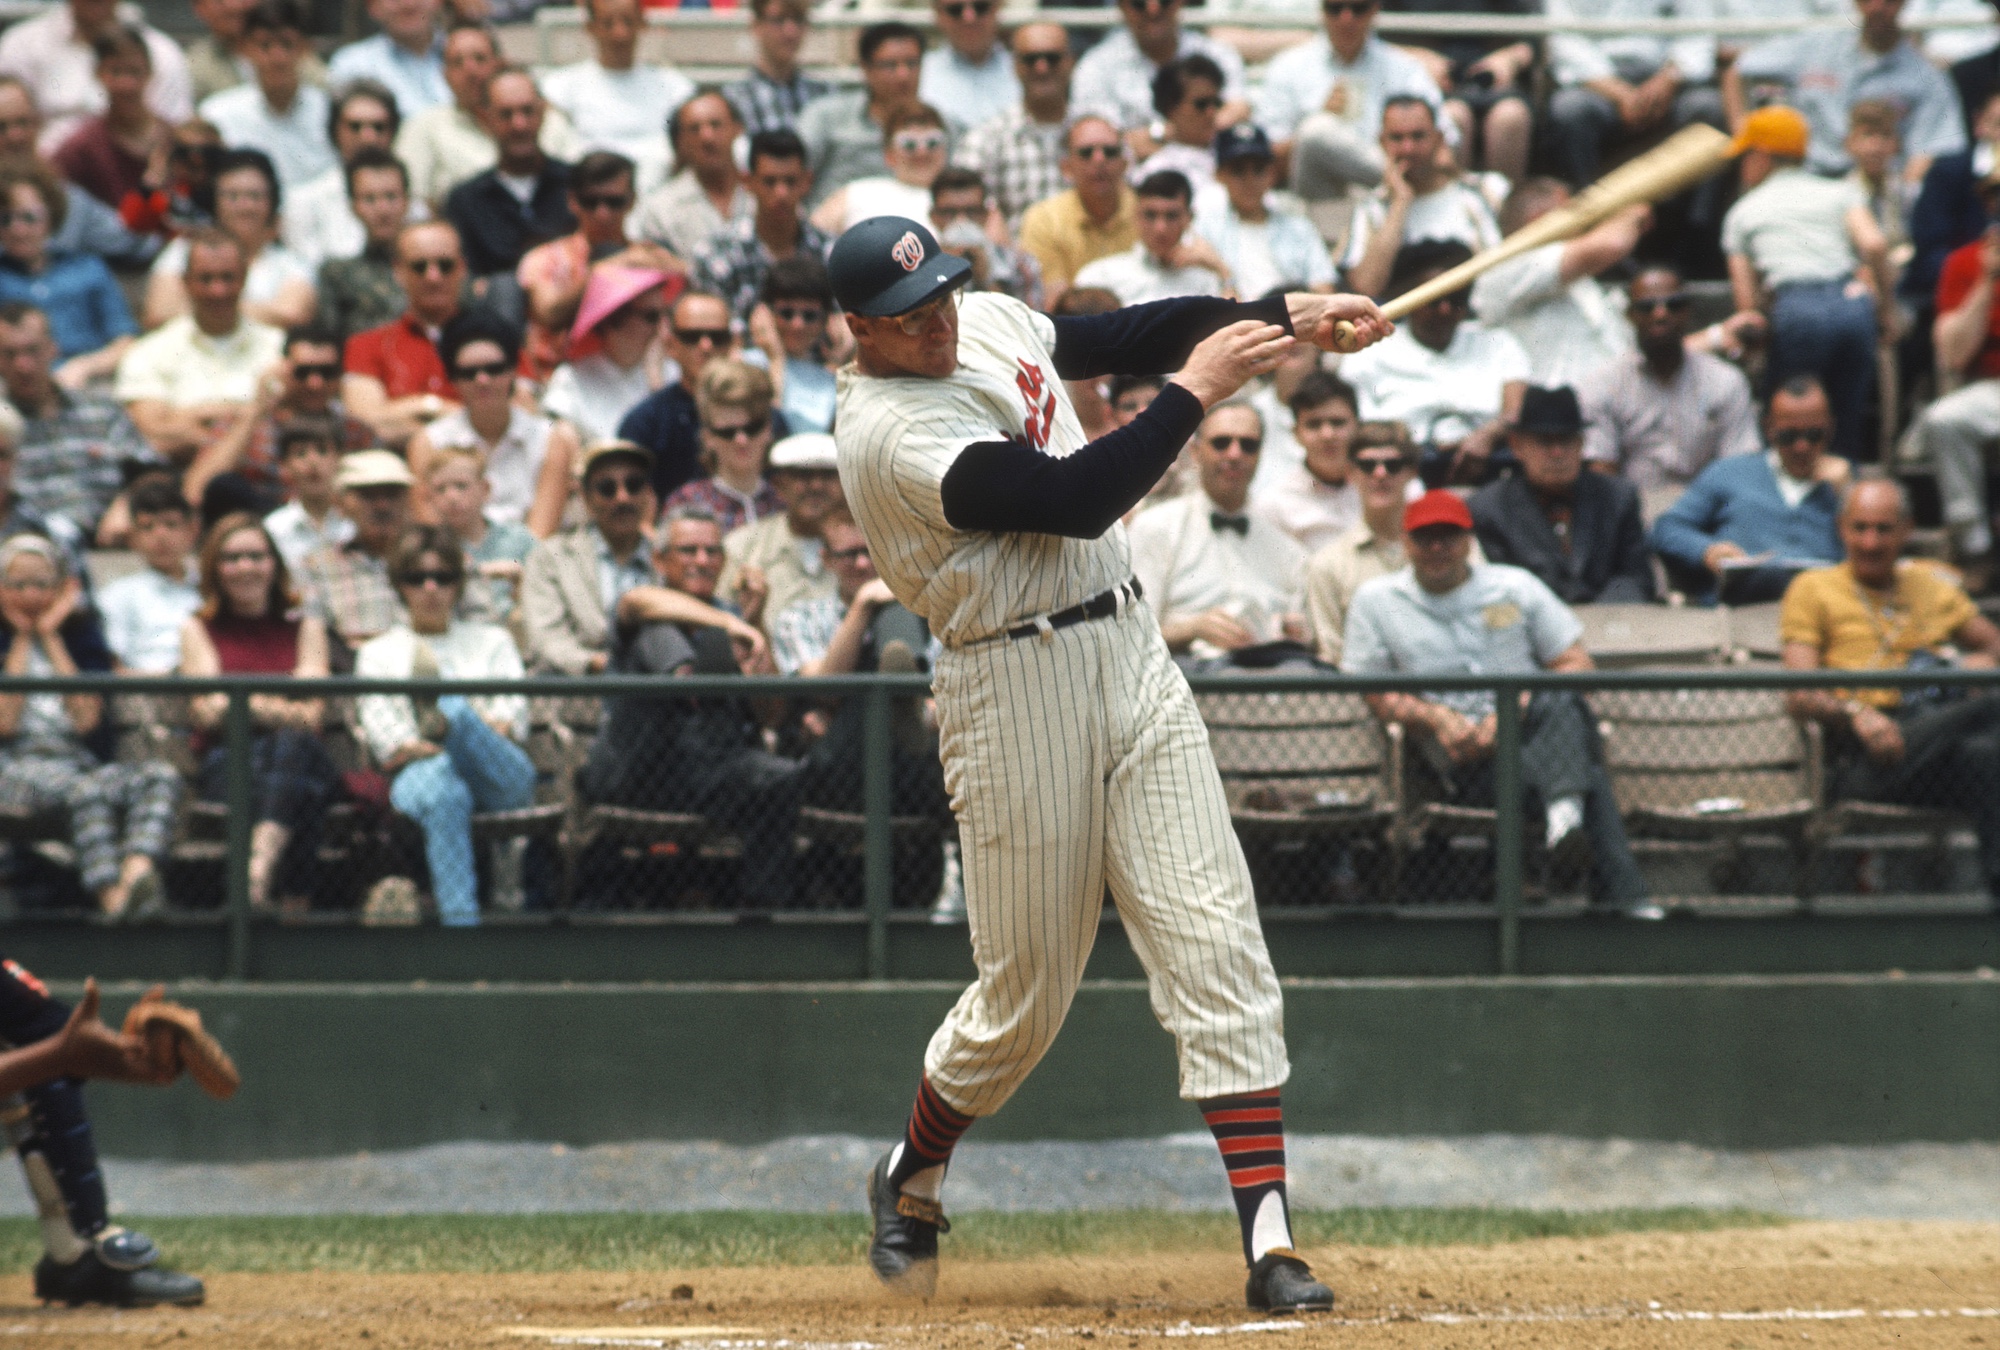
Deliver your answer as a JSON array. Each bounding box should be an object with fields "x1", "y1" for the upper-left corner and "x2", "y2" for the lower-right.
[{"x1": 1470, "y1": 384, "x2": 1653, "y2": 606}]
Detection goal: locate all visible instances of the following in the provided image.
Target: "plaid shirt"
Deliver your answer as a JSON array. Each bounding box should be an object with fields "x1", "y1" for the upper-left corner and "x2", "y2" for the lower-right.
[
  {"x1": 770, "y1": 593, "x2": 843, "y2": 676},
  {"x1": 955, "y1": 107, "x2": 1068, "y2": 230},
  {"x1": 662, "y1": 475, "x2": 784, "y2": 537},
  {"x1": 298, "y1": 542, "x2": 405, "y2": 649},
  {"x1": 723, "y1": 68, "x2": 833, "y2": 138},
  {"x1": 694, "y1": 217, "x2": 834, "y2": 322},
  {"x1": 15, "y1": 391, "x2": 156, "y2": 538}
]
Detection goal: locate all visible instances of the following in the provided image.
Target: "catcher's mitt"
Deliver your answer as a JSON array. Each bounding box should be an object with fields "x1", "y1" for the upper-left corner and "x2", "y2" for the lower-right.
[{"x1": 122, "y1": 988, "x2": 240, "y2": 1101}]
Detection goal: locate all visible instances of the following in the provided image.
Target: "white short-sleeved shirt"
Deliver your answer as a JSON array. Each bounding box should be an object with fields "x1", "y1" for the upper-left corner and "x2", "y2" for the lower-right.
[
  {"x1": 1720, "y1": 165, "x2": 1865, "y2": 288},
  {"x1": 1253, "y1": 34, "x2": 1448, "y2": 146},
  {"x1": 1072, "y1": 27, "x2": 1248, "y2": 132},
  {"x1": 97, "y1": 565, "x2": 200, "y2": 673},
  {"x1": 1469, "y1": 243, "x2": 1634, "y2": 389},
  {"x1": 1341, "y1": 180, "x2": 1501, "y2": 276},
  {"x1": 198, "y1": 83, "x2": 336, "y2": 193},
  {"x1": 1128, "y1": 488, "x2": 1306, "y2": 658},
  {"x1": 1544, "y1": 0, "x2": 1718, "y2": 89},
  {"x1": 1341, "y1": 562, "x2": 1584, "y2": 718},
  {"x1": 1337, "y1": 321, "x2": 1530, "y2": 446},
  {"x1": 1072, "y1": 244, "x2": 1224, "y2": 306},
  {"x1": 539, "y1": 60, "x2": 693, "y2": 192},
  {"x1": 919, "y1": 45, "x2": 1021, "y2": 134},
  {"x1": 836, "y1": 291, "x2": 1131, "y2": 645},
  {"x1": 114, "y1": 315, "x2": 286, "y2": 408}
]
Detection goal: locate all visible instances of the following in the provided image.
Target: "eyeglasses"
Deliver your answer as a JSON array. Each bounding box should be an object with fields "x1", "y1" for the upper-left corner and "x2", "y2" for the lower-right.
[
  {"x1": 667, "y1": 543, "x2": 725, "y2": 558},
  {"x1": 827, "y1": 545, "x2": 870, "y2": 562},
  {"x1": 291, "y1": 361, "x2": 342, "y2": 381},
  {"x1": 1071, "y1": 142, "x2": 1125, "y2": 160},
  {"x1": 217, "y1": 549, "x2": 272, "y2": 565},
  {"x1": 398, "y1": 569, "x2": 461, "y2": 588},
  {"x1": 1189, "y1": 96, "x2": 1223, "y2": 112},
  {"x1": 1206, "y1": 434, "x2": 1262, "y2": 454},
  {"x1": 453, "y1": 359, "x2": 512, "y2": 381},
  {"x1": 1018, "y1": 49, "x2": 1067, "y2": 69},
  {"x1": 403, "y1": 256, "x2": 460, "y2": 276},
  {"x1": 674, "y1": 326, "x2": 733, "y2": 346},
  {"x1": 893, "y1": 131, "x2": 947, "y2": 155},
  {"x1": 1353, "y1": 453, "x2": 1410, "y2": 476},
  {"x1": 772, "y1": 304, "x2": 825, "y2": 323},
  {"x1": 892, "y1": 289, "x2": 959, "y2": 335},
  {"x1": 590, "y1": 472, "x2": 651, "y2": 498},
  {"x1": 1771, "y1": 427, "x2": 1829, "y2": 447},
  {"x1": 576, "y1": 192, "x2": 633, "y2": 212},
  {"x1": 1321, "y1": 1, "x2": 1376, "y2": 15},
  {"x1": 1631, "y1": 293, "x2": 1690, "y2": 315},
  {"x1": 941, "y1": 0, "x2": 993, "y2": 16},
  {"x1": 0, "y1": 209, "x2": 46, "y2": 228},
  {"x1": 707, "y1": 418, "x2": 769, "y2": 441}
]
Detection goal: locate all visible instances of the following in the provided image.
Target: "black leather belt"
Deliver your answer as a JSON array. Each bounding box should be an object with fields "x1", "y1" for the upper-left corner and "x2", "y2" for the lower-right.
[{"x1": 997, "y1": 578, "x2": 1143, "y2": 643}]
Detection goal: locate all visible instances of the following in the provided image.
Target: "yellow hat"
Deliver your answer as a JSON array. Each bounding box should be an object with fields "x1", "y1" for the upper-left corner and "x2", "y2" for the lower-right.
[{"x1": 1729, "y1": 105, "x2": 1810, "y2": 159}]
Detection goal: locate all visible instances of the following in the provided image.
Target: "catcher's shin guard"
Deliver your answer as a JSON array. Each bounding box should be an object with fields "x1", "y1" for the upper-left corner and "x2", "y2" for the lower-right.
[{"x1": 2, "y1": 1082, "x2": 109, "y2": 1258}]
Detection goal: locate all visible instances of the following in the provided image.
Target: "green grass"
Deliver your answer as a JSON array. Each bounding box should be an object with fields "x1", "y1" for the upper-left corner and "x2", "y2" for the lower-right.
[{"x1": 0, "y1": 1208, "x2": 1782, "y2": 1274}]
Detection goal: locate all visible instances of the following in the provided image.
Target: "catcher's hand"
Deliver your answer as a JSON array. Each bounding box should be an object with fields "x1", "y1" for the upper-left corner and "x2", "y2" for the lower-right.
[
  {"x1": 122, "y1": 985, "x2": 242, "y2": 1101},
  {"x1": 52, "y1": 979, "x2": 174, "y2": 1085}
]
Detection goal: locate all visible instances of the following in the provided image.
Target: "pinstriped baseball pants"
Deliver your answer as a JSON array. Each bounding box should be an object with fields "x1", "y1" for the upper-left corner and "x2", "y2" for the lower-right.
[{"x1": 923, "y1": 601, "x2": 1289, "y2": 1116}]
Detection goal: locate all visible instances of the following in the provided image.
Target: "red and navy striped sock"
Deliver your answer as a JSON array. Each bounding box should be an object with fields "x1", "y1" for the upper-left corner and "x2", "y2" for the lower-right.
[
  {"x1": 1200, "y1": 1088, "x2": 1292, "y2": 1266},
  {"x1": 887, "y1": 1076, "x2": 975, "y2": 1197}
]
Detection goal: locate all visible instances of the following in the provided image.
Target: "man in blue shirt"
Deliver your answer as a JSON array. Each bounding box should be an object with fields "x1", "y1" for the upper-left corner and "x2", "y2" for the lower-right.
[{"x1": 1651, "y1": 376, "x2": 1846, "y2": 605}]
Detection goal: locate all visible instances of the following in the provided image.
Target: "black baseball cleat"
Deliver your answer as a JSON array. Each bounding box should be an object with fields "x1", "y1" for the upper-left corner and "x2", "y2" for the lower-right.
[
  {"x1": 34, "y1": 1252, "x2": 205, "y2": 1308},
  {"x1": 1245, "y1": 1248, "x2": 1334, "y2": 1314},
  {"x1": 866, "y1": 1149, "x2": 947, "y2": 1298}
]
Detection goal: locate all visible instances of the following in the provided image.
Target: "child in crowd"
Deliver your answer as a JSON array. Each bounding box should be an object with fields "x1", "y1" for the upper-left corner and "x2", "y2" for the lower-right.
[
  {"x1": 262, "y1": 418, "x2": 353, "y2": 573},
  {"x1": 97, "y1": 474, "x2": 200, "y2": 674},
  {"x1": 1845, "y1": 100, "x2": 1908, "y2": 264},
  {"x1": 761, "y1": 257, "x2": 837, "y2": 435},
  {"x1": 424, "y1": 445, "x2": 534, "y2": 627}
]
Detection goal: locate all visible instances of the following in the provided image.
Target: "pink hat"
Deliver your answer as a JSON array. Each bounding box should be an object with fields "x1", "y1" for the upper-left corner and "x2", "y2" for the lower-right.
[{"x1": 571, "y1": 266, "x2": 672, "y2": 343}]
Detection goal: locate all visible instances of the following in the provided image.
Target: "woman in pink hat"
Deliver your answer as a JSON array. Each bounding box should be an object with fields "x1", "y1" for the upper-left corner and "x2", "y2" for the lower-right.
[{"x1": 543, "y1": 264, "x2": 681, "y2": 446}]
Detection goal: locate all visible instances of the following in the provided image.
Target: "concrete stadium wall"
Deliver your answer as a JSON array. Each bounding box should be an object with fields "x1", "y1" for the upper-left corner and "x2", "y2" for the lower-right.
[{"x1": 58, "y1": 973, "x2": 2000, "y2": 1163}]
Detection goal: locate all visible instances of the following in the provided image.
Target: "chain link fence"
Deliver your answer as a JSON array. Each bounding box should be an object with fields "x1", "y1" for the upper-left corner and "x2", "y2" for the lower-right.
[{"x1": 0, "y1": 666, "x2": 1994, "y2": 972}]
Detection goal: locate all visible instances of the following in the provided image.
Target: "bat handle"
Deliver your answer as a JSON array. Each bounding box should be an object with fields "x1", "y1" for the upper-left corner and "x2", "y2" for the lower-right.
[{"x1": 1328, "y1": 319, "x2": 1364, "y2": 354}]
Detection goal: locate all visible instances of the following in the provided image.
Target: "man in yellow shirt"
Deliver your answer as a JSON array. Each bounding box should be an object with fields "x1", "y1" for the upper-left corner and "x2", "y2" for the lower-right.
[
  {"x1": 1017, "y1": 114, "x2": 1136, "y2": 307},
  {"x1": 1781, "y1": 477, "x2": 2000, "y2": 904}
]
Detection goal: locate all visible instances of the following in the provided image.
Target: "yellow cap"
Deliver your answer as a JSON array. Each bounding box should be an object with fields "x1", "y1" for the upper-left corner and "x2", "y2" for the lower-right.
[{"x1": 1728, "y1": 105, "x2": 1810, "y2": 159}]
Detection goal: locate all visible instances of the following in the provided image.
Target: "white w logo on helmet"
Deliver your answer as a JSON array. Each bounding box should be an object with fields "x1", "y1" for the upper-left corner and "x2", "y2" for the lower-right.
[{"x1": 891, "y1": 231, "x2": 925, "y2": 272}]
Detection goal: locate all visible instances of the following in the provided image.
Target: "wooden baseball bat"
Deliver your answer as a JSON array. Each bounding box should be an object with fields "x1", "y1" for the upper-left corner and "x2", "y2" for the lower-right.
[{"x1": 1327, "y1": 122, "x2": 1737, "y2": 353}]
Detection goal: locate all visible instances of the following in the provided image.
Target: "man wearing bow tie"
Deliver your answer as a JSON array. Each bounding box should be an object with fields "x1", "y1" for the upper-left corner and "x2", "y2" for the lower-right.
[{"x1": 1130, "y1": 401, "x2": 1311, "y2": 672}]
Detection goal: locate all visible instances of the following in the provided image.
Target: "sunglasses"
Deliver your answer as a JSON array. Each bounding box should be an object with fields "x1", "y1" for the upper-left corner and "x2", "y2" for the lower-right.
[
  {"x1": 1771, "y1": 427, "x2": 1828, "y2": 447},
  {"x1": 1072, "y1": 143, "x2": 1125, "y2": 160},
  {"x1": 708, "y1": 418, "x2": 769, "y2": 441},
  {"x1": 1352, "y1": 454, "x2": 1416, "y2": 476},
  {"x1": 404, "y1": 256, "x2": 459, "y2": 276},
  {"x1": 291, "y1": 361, "x2": 341, "y2": 381},
  {"x1": 399, "y1": 569, "x2": 461, "y2": 588},
  {"x1": 576, "y1": 192, "x2": 633, "y2": 212},
  {"x1": 674, "y1": 326, "x2": 732, "y2": 346},
  {"x1": 1189, "y1": 96, "x2": 1223, "y2": 112},
  {"x1": 827, "y1": 545, "x2": 870, "y2": 562},
  {"x1": 1354, "y1": 454, "x2": 1410, "y2": 476},
  {"x1": 453, "y1": 359, "x2": 512, "y2": 381},
  {"x1": 941, "y1": 0, "x2": 992, "y2": 16},
  {"x1": 619, "y1": 305, "x2": 666, "y2": 326},
  {"x1": 590, "y1": 472, "x2": 651, "y2": 498},
  {"x1": 667, "y1": 542, "x2": 725, "y2": 558},
  {"x1": 1018, "y1": 49, "x2": 1066, "y2": 69},
  {"x1": 1206, "y1": 434, "x2": 1262, "y2": 454},
  {"x1": 772, "y1": 304, "x2": 825, "y2": 323},
  {"x1": 1631, "y1": 294, "x2": 1691, "y2": 315},
  {"x1": 1322, "y1": 0, "x2": 1375, "y2": 14},
  {"x1": 893, "y1": 131, "x2": 947, "y2": 155},
  {"x1": 893, "y1": 290, "x2": 958, "y2": 335}
]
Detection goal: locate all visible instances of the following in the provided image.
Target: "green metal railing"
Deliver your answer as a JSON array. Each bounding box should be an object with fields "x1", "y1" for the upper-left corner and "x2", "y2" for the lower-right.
[{"x1": 1, "y1": 663, "x2": 1996, "y2": 982}]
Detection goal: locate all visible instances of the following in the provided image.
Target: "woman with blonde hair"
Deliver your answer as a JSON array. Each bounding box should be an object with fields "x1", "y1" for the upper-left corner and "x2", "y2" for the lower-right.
[
  {"x1": 660, "y1": 358, "x2": 781, "y2": 533},
  {"x1": 178, "y1": 511, "x2": 340, "y2": 914}
]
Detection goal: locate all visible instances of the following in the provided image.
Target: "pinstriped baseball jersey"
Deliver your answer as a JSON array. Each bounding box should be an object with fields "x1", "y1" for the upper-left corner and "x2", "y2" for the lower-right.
[{"x1": 835, "y1": 292, "x2": 1134, "y2": 645}]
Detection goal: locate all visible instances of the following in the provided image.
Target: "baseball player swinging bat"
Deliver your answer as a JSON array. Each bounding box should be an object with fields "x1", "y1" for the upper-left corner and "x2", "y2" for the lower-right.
[{"x1": 1329, "y1": 122, "x2": 1737, "y2": 352}]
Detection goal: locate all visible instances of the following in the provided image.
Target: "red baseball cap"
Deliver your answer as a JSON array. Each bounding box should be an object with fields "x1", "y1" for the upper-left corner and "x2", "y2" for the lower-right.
[{"x1": 1403, "y1": 488, "x2": 1473, "y2": 533}]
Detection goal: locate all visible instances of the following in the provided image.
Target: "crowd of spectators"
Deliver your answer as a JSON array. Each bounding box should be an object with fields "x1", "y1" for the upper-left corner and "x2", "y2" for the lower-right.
[{"x1": 0, "y1": 0, "x2": 1997, "y2": 920}]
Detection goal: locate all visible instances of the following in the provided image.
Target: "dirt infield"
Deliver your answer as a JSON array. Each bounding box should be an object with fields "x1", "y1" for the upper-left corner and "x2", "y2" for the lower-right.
[{"x1": 7, "y1": 1220, "x2": 1996, "y2": 1348}]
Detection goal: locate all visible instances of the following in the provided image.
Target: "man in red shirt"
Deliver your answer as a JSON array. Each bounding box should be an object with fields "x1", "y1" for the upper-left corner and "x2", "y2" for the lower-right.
[
  {"x1": 342, "y1": 218, "x2": 465, "y2": 449},
  {"x1": 1917, "y1": 172, "x2": 2000, "y2": 591}
]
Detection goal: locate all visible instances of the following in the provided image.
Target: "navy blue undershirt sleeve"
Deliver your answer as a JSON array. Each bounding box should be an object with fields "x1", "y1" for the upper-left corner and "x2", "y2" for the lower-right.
[
  {"x1": 1047, "y1": 294, "x2": 1294, "y2": 380},
  {"x1": 939, "y1": 384, "x2": 1207, "y2": 538}
]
